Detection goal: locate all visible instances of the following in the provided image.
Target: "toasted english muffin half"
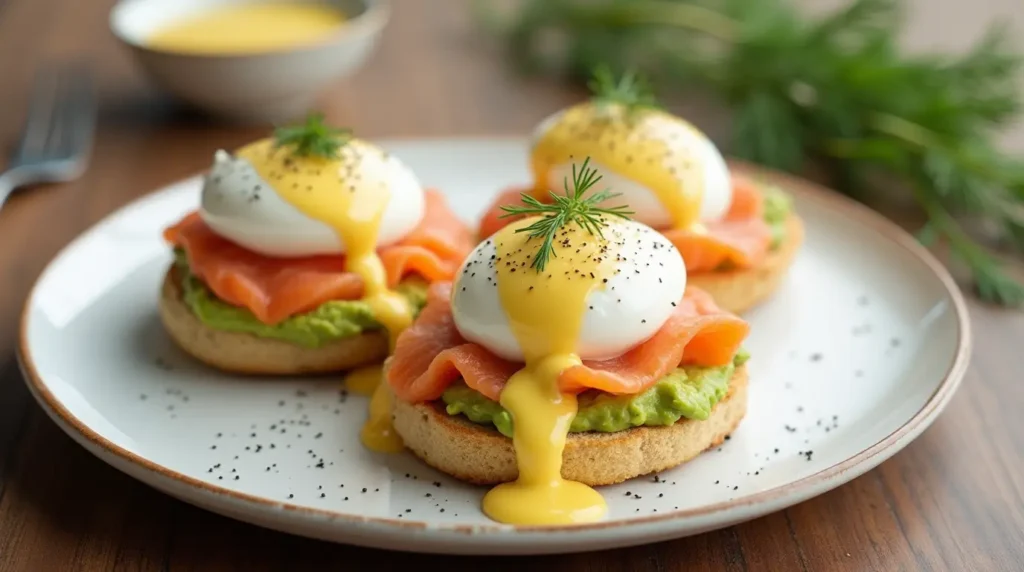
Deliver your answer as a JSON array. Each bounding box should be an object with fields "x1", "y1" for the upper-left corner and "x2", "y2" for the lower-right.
[
  {"x1": 390, "y1": 364, "x2": 748, "y2": 486},
  {"x1": 159, "y1": 266, "x2": 387, "y2": 375},
  {"x1": 688, "y1": 214, "x2": 803, "y2": 315}
]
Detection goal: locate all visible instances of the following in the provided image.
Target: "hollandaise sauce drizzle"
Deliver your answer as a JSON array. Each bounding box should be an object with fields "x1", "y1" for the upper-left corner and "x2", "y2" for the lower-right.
[
  {"x1": 235, "y1": 136, "x2": 408, "y2": 454},
  {"x1": 481, "y1": 218, "x2": 613, "y2": 525},
  {"x1": 354, "y1": 361, "x2": 404, "y2": 453},
  {"x1": 532, "y1": 103, "x2": 706, "y2": 231}
]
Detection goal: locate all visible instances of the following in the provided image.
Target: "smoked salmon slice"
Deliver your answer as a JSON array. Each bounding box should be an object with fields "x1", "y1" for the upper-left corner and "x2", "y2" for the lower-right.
[
  {"x1": 386, "y1": 282, "x2": 749, "y2": 403},
  {"x1": 477, "y1": 186, "x2": 533, "y2": 241},
  {"x1": 165, "y1": 189, "x2": 474, "y2": 325},
  {"x1": 477, "y1": 177, "x2": 773, "y2": 273}
]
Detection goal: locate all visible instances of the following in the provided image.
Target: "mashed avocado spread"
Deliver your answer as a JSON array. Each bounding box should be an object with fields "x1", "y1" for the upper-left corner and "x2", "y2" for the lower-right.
[
  {"x1": 443, "y1": 350, "x2": 749, "y2": 435},
  {"x1": 763, "y1": 185, "x2": 793, "y2": 250},
  {"x1": 173, "y1": 250, "x2": 428, "y2": 348}
]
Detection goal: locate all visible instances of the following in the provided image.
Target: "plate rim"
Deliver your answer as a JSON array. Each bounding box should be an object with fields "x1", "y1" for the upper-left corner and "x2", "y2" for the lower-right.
[{"x1": 17, "y1": 137, "x2": 972, "y2": 536}]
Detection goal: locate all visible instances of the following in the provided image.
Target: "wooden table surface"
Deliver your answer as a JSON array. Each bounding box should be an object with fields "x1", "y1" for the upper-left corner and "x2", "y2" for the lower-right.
[{"x1": 2, "y1": 0, "x2": 1024, "y2": 570}]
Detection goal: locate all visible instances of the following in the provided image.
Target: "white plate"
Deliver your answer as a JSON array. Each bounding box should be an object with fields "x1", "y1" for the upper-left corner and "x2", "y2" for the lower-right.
[{"x1": 18, "y1": 138, "x2": 970, "y2": 555}]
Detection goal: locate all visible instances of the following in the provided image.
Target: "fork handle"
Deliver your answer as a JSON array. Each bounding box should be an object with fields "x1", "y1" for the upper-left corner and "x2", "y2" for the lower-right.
[
  {"x1": 0, "y1": 172, "x2": 18, "y2": 211},
  {"x1": 0, "y1": 166, "x2": 42, "y2": 211}
]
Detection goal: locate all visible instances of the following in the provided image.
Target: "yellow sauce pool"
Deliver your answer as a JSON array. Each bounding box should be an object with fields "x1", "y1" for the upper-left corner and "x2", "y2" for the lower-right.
[{"x1": 145, "y1": 3, "x2": 346, "y2": 55}]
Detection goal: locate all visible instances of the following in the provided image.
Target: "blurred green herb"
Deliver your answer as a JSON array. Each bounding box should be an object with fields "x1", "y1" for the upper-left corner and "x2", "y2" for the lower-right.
[
  {"x1": 478, "y1": 0, "x2": 1024, "y2": 306},
  {"x1": 273, "y1": 112, "x2": 352, "y2": 160},
  {"x1": 588, "y1": 63, "x2": 661, "y2": 116}
]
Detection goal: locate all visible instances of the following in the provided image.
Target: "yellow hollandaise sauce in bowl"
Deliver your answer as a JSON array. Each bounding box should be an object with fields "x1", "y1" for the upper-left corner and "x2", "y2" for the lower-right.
[
  {"x1": 110, "y1": 0, "x2": 389, "y2": 122},
  {"x1": 145, "y1": 3, "x2": 348, "y2": 55}
]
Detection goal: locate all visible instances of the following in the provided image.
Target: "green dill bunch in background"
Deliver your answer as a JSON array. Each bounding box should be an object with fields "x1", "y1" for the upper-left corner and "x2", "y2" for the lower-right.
[{"x1": 476, "y1": 0, "x2": 1024, "y2": 306}]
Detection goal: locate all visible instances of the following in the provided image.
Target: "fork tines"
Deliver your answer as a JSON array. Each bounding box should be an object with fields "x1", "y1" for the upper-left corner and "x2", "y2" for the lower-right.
[{"x1": 13, "y1": 63, "x2": 96, "y2": 169}]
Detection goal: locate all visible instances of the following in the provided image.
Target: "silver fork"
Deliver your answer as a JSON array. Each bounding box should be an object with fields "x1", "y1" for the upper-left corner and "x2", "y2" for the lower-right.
[{"x1": 0, "y1": 65, "x2": 96, "y2": 210}]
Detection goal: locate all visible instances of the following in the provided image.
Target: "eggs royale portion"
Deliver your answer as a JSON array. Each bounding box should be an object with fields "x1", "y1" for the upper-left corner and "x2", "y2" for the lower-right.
[
  {"x1": 385, "y1": 155, "x2": 752, "y2": 525},
  {"x1": 203, "y1": 120, "x2": 414, "y2": 344},
  {"x1": 172, "y1": 113, "x2": 437, "y2": 453},
  {"x1": 446, "y1": 159, "x2": 682, "y2": 525},
  {"x1": 529, "y1": 67, "x2": 731, "y2": 232}
]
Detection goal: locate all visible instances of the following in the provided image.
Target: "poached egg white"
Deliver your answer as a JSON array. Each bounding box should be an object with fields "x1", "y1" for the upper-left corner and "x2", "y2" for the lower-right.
[{"x1": 450, "y1": 218, "x2": 686, "y2": 362}]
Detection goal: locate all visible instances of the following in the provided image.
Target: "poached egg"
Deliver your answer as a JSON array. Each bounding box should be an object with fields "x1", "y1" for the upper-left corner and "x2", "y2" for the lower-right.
[
  {"x1": 530, "y1": 104, "x2": 732, "y2": 230},
  {"x1": 199, "y1": 145, "x2": 425, "y2": 258},
  {"x1": 452, "y1": 219, "x2": 686, "y2": 362}
]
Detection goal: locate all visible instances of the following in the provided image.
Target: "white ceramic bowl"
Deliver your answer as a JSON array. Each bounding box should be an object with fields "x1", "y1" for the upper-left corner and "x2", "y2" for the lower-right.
[{"x1": 110, "y1": 0, "x2": 390, "y2": 123}]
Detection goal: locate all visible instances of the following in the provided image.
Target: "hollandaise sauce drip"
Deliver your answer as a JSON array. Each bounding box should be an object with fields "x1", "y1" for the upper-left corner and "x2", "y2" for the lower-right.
[
  {"x1": 352, "y1": 361, "x2": 403, "y2": 453},
  {"x1": 481, "y1": 218, "x2": 611, "y2": 525},
  {"x1": 532, "y1": 104, "x2": 706, "y2": 230},
  {"x1": 235, "y1": 139, "x2": 408, "y2": 454}
]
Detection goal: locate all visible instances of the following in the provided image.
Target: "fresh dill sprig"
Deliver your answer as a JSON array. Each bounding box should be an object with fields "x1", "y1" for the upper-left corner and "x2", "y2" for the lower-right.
[
  {"x1": 482, "y1": 0, "x2": 1024, "y2": 306},
  {"x1": 272, "y1": 112, "x2": 352, "y2": 160},
  {"x1": 499, "y1": 156, "x2": 633, "y2": 271},
  {"x1": 587, "y1": 64, "x2": 661, "y2": 115}
]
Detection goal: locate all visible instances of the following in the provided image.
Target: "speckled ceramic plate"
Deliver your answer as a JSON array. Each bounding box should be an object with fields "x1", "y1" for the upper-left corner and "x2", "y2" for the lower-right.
[{"x1": 19, "y1": 138, "x2": 969, "y2": 555}]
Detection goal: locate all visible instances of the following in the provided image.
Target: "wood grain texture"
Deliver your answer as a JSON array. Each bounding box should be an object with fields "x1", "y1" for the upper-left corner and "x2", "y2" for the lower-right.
[{"x1": 1, "y1": 0, "x2": 1023, "y2": 570}]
